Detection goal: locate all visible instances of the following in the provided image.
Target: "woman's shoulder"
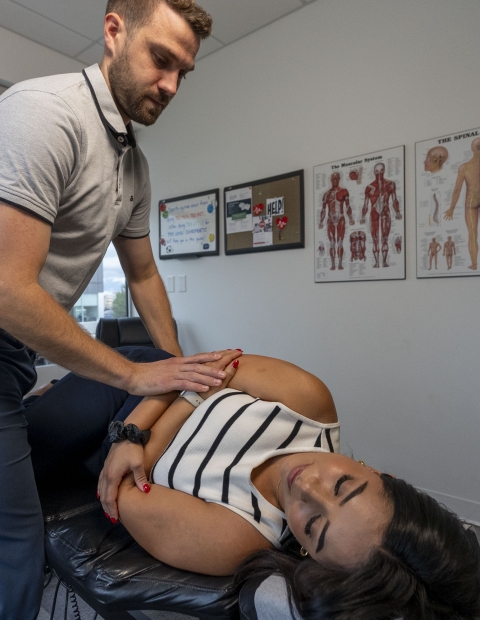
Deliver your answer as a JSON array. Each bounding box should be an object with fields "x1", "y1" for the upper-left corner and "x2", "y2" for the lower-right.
[{"x1": 229, "y1": 355, "x2": 338, "y2": 424}]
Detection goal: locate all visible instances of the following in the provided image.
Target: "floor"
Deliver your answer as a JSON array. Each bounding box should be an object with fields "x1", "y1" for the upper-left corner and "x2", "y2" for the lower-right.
[{"x1": 37, "y1": 525, "x2": 480, "y2": 620}]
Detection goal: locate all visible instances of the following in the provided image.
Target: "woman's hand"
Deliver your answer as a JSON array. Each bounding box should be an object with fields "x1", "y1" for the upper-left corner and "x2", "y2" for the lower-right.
[
  {"x1": 97, "y1": 441, "x2": 149, "y2": 522},
  {"x1": 197, "y1": 350, "x2": 241, "y2": 401}
]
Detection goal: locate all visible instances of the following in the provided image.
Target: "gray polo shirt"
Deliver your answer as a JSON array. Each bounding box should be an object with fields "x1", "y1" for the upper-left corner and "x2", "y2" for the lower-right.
[{"x1": 0, "y1": 64, "x2": 151, "y2": 311}]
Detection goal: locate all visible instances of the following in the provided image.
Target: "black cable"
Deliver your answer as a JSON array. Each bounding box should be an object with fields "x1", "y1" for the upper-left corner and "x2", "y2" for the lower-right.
[
  {"x1": 49, "y1": 577, "x2": 62, "y2": 620},
  {"x1": 66, "y1": 583, "x2": 82, "y2": 620}
]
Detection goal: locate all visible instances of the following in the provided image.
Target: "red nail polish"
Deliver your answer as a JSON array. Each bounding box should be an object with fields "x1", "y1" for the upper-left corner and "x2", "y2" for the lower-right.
[
  {"x1": 143, "y1": 484, "x2": 151, "y2": 493},
  {"x1": 232, "y1": 360, "x2": 239, "y2": 369},
  {"x1": 96, "y1": 492, "x2": 100, "y2": 499},
  {"x1": 104, "y1": 511, "x2": 110, "y2": 519},
  {"x1": 110, "y1": 517, "x2": 118, "y2": 525},
  {"x1": 236, "y1": 349, "x2": 243, "y2": 352}
]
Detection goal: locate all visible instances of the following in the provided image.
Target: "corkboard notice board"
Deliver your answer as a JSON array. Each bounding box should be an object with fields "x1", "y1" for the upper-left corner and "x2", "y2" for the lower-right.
[{"x1": 224, "y1": 170, "x2": 304, "y2": 255}]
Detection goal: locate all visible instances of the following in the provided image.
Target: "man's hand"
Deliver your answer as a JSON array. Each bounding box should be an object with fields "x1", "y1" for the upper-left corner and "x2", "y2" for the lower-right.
[
  {"x1": 126, "y1": 350, "x2": 242, "y2": 396},
  {"x1": 444, "y1": 208, "x2": 454, "y2": 221}
]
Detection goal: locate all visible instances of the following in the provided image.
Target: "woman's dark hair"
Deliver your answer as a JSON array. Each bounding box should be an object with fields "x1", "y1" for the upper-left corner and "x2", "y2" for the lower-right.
[{"x1": 235, "y1": 475, "x2": 480, "y2": 620}]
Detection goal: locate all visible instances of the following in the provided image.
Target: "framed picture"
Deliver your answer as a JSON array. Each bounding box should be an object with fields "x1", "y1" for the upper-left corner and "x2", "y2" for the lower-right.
[
  {"x1": 224, "y1": 170, "x2": 304, "y2": 255},
  {"x1": 314, "y1": 146, "x2": 405, "y2": 282},
  {"x1": 159, "y1": 189, "x2": 219, "y2": 259},
  {"x1": 416, "y1": 127, "x2": 480, "y2": 278}
]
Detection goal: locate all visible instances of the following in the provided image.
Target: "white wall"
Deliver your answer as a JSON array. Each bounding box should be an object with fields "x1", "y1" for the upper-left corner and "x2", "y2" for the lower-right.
[
  {"x1": 0, "y1": 26, "x2": 85, "y2": 84},
  {"x1": 139, "y1": 0, "x2": 480, "y2": 523}
]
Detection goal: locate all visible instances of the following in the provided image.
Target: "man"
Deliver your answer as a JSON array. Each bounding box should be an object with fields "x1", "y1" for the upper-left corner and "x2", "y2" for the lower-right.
[
  {"x1": 360, "y1": 163, "x2": 402, "y2": 268},
  {"x1": 444, "y1": 137, "x2": 480, "y2": 270},
  {"x1": 319, "y1": 172, "x2": 354, "y2": 270},
  {"x1": 443, "y1": 235, "x2": 456, "y2": 270},
  {"x1": 0, "y1": 2, "x2": 238, "y2": 619},
  {"x1": 428, "y1": 237, "x2": 442, "y2": 270}
]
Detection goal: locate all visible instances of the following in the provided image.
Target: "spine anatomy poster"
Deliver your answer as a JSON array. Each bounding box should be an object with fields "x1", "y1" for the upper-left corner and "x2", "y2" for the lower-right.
[
  {"x1": 416, "y1": 127, "x2": 480, "y2": 278},
  {"x1": 314, "y1": 146, "x2": 405, "y2": 282}
]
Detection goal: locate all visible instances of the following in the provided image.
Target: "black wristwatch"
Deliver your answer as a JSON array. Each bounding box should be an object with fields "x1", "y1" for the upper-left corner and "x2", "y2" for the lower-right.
[{"x1": 108, "y1": 421, "x2": 151, "y2": 445}]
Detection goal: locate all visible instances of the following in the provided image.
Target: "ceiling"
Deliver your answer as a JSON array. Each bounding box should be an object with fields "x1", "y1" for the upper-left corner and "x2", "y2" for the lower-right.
[{"x1": 0, "y1": 0, "x2": 316, "y2": 67}]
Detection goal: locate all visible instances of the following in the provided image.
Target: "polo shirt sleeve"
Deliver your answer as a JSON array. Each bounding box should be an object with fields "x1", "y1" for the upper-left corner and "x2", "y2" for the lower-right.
[
  {"x1": 119, "y1": 151, "x2": 151, "y2": 238},
  {"x1": 0, "y1": 89, "x2": 82, "y2": 224}
]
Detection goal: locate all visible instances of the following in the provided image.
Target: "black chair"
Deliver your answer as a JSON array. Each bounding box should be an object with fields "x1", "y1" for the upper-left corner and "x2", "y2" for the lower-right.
[
  {"x1": 40, "y1": 475, "x2": 239, "y2": 620},
  {"x1": 96, "y1": 317, "x2": 155, "y2": 348}
]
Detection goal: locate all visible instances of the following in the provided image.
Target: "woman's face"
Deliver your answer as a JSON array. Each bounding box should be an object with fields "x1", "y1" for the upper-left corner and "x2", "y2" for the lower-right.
[{"x1": 280, "y1": 452, "x2": 392, "y2": 567}]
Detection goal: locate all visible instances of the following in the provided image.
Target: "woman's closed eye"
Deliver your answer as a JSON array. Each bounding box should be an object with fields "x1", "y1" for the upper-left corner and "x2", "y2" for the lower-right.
[
  {"x1": 334, "y1": 474, "x2": 353, "y2": 496},
  {"x1": 305, "y1": 514, "x2": 320, "y2": 536}
]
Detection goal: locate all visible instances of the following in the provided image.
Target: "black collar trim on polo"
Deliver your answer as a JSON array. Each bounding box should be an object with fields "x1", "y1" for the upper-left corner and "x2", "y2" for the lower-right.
[{"x1": 82, "y1": 69, "x2": 136, "y2": 149}]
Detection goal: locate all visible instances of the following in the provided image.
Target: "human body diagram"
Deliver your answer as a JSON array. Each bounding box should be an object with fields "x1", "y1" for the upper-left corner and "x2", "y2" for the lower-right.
[
  {"x1": 444, "y1": 137, "x2": 480, "y2": 271},
  {"x1": 443, "y1": 236, "x2": 456, "y2": 270},
  {"x1": 314, "y1": 147, "x2": 405, "y2": 282},
  {"x1": 428, "y1": 238, "x2": 442, "y2": 270},
  {"x1": 319, "y1": 173, "x2": 354, "y2": 270},
  {"x1": 360, "y1": 163, "x2": 402, "y2": 268},
  {"x1": 415, "y1": 129, "x2": 480, "y2": 278}
]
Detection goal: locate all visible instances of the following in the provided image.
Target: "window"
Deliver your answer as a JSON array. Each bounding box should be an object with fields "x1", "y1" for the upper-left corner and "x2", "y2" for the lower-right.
[
  {"x1": 35, "y1": 243, "x2": 128, "y2": 366},
  {"x1": 71, "y1": 243, "x2": 128, "y2": 333}
]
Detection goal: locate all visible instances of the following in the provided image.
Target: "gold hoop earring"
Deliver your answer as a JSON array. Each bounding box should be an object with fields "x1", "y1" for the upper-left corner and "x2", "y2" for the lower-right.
[
  {"x1": 358, "y1": 460, "x2": 366, "y2": 466},
  {"x1": 300, "y1": 547, "x2": 309, "y2": 557}
]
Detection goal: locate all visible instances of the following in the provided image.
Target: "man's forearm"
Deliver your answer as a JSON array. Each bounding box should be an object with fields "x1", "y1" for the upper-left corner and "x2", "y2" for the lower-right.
[
  {"x1": 0, "y1": 281, "x2": 134, "y2": 389},
  {"x1": 128, "y1": 272, "x2": 182, "y2": 356}
]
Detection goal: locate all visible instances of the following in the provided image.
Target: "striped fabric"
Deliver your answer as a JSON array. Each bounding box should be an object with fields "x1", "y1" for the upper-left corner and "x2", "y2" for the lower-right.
[{"x1": 151, "y1": 389, "x2": 340, "y2": 547}]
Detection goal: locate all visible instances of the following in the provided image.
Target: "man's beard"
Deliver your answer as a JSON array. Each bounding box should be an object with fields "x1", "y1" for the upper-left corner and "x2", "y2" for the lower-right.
[{"x1": 108, "y1": 45, "x2": 170, "y2": 126}]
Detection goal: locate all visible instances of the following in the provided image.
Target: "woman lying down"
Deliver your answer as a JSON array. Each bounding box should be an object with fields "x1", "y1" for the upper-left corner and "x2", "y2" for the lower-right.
[{"x1": 25, "y1": 347, "x2": 480, "y2": 620}]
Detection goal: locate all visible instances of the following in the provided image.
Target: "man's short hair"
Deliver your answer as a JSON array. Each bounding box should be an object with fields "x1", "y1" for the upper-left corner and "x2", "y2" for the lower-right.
[{"x1": 105, "y1": 0, "x2": 212, "y2": 39}]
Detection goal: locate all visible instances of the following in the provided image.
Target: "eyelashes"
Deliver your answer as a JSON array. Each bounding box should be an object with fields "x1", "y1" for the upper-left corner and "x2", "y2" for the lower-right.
[
  {"x1": 334, "y1": 474, "x2": 353, "y2": 495},
  {"x1": 305, "y1": 514, "x2": 320, "y2": 536}
]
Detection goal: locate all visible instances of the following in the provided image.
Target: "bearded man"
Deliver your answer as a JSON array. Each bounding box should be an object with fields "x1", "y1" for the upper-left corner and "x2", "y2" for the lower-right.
[{"x1": 0, "y1": 3, "x2": 240, "y2": 619}]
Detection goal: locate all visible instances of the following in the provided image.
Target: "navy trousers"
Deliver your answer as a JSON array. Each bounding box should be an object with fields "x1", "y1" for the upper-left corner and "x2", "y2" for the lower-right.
[{"x1": 0, "y1": 338, "x2": 172, "y2": 620}]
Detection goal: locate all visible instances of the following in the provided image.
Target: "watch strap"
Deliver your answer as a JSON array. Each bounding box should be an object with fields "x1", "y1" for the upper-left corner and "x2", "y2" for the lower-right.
[{"x1": 179, "y1": 390, "x2": 205, "y2": 408}]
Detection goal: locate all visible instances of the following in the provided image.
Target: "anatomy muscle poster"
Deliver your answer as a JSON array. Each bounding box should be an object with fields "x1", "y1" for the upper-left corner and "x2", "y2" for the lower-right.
[
  {"x1": 314, "y1": 146, "x2": 405, "y2": 283},
  {"x1": 416, "y1": 127, "x2": 480, "y2": 278}
]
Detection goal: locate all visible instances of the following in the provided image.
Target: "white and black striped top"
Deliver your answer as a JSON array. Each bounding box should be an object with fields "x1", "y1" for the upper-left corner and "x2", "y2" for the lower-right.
[{"x1": 151, "y1": 389, "x2": 340, "y2": 547}]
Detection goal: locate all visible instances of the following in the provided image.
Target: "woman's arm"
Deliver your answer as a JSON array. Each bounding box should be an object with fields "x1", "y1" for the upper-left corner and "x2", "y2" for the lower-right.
[
  {"x1": 226, "y1": 355, "x2": 337, "y2": 423},
  {"x1": 118, "y1": 474, "x2": 272, "y2": 576}
]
